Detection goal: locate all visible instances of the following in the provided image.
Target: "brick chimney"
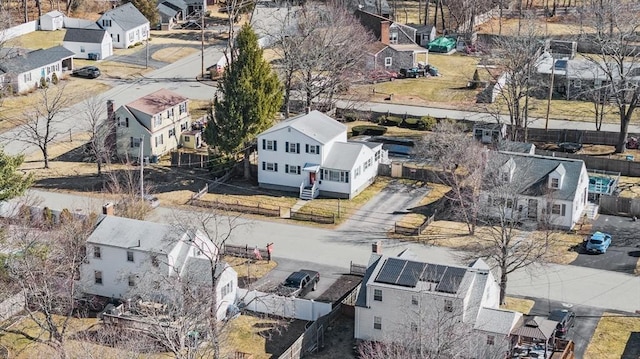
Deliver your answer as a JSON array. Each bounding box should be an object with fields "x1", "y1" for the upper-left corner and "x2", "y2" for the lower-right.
[
  {"x1": 105, "y1": 100, "x2": 116, "y2": 155},
  {"x1": 102, "y1": 202, "x2": 114, "y2": 216},
  {"x1": 380, "y1": 21, "x2": 390, "y2": 45},
  {"x1": 372, "y1": 241, "x2": 382, "y2": 254}
]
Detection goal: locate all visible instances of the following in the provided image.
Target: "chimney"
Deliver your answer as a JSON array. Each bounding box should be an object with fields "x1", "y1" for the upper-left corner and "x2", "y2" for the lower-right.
[
  {"x1": 372, "y1": 241, "x2": 382, "y2": 254},
  {"x1": 380, "y1": 21, "x2": 390, "y2": 45},
  {"x1": 305, "y1": 107, "x2": 311, "y2": 114},
  {"x1": 102, "y1": 202, "x2": 114, "y2": 216}
]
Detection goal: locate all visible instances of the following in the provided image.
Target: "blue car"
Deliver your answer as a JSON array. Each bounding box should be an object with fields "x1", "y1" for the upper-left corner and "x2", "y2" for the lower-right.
[{"x1": 585, "y1": 231, "x2": 612, "y2": 254}]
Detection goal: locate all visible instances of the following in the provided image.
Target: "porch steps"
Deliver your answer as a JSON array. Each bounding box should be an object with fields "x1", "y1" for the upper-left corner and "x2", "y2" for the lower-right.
[
  {"x1": 300, "y1": 188, "x2": 314, "y2": 200},
  {"x1": 584, "y1": 203, "x2": 599, "y2": 220}
]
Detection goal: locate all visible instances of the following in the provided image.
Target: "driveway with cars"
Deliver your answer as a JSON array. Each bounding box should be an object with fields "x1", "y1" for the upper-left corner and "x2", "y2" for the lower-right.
[{"x1": 570, "y1": 214, "x2": 640, "y2": 274}]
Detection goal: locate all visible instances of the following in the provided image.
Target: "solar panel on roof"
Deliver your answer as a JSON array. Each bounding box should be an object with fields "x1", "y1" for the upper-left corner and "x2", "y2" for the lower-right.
[
  {"x1": 396, "y1": 261, "x2": 426, "y2": 287},
  {"x1": 435, "y1": 267, "x2": 467, "y2": 294},
  {"x1": 375, "y1": 258, "x2": 406, "y2": 285},
  {"x1": 422, "y1": 264, "x2": 447, "y2": 283}
]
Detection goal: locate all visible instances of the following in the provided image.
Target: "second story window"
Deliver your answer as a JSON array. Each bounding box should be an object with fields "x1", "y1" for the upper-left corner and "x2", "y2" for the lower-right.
[
  {"x1": 168, "y1": 128, "x2": 175, "y2": 137},
  {"x1": 154, "y1": 115, "x2": 162, "y2": 127},
  {"x1": 306, "y1": 144, "x2": 320, "y2": 154},
  {"x1": 94, "y1": 246, "x2": 101, "y2": 259},
  {"x1": 286, "y1": 142, "x2": 299, "y2": 153},
  {"x1": 179, "y1": 102, "x2": 187, "y2": 114},
  {"x1": 102, "y1": 19, "x2": 111, "y2": 27},
  {"x1": 263, "y1": 139, "x2": 277, "y2": 151},
  {"x1": 444, "y1": 299, "x2": 453, "y2": 312},
  {"x1": 128, "y1": 275, "x2": 135, "y2": 287},
  {"x1": 373, "y1": 289, "x2": 382, "y2": 301},
  {"x1": 550, "y1": 177, "x2": 560, "y2": 188},
  {"x1": 94, "y1": 271, "x2": 103, "y2": 284},
  {"x1": 127, "y1": 251, "x2": 134, "y2": 262},
  {"x1": 130, "y1": 137, "x2": 141, "y2": 148}
]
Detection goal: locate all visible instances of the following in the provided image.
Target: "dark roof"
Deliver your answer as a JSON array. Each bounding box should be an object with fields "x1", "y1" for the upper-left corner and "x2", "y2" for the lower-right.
[
  {"x1": 406, "y1": 23, "x2": 434, "y2": 32},
  {"x1": 162, "y1": 0, "x2": 187, "y2": 11},
  {"x1": 63, "y1": 28, "x2": 108, "y2": 43},
  {"x1": 364, "y1": 41, "x2": 388, "y2": 55},
  {"x1": 355, "y1": 256, "x2": 380, "y2": 307},
  {"x1": 102, "y1": 3, "x2": 149, "y2": 31},
  {"x1": 0, "y1": 46, "x2": 74, "y2": 74},
  {"x1": 489, "y1": 151, "x2": 585, "y2": 201},
  {"x1": 158, "y1": 3, "x2": 178, "y2": 18},
  {"x1": 347, "y1": 0, "x2": 391, "y2": 15}
]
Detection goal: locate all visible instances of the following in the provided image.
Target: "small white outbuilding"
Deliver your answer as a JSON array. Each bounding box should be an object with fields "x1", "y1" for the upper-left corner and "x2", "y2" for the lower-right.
[{"x1": 40, "y1": 10, "x2": 65, "y2": 31}]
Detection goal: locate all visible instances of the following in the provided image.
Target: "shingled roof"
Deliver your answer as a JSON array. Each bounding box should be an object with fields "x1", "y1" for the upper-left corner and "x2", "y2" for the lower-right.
[
  {"x1": 102, "y1": 2, "x2": 149, "y2": 31},
  {"x1": 0, "y1": 46, "x2": 74, "y2": 74},
  {"x1": 63, "y1": 28, "x2": 108, "y2": 44}
]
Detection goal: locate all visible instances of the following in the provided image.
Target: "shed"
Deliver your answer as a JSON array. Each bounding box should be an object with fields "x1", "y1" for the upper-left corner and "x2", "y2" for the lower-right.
[
  {"x1": 181, "y1": 130, "x2": 202, "y2": 149},
  {"x1": 428, "y1": 36, "x2": 456, "y2": 53},
  {"x1": 40, "y1": 10, "x2": 65, "y2": 31},
  {"x1": 473, "y1": 122, "x2": 507, "y2": 144},
  {"x1": 406, "y1": 23, "x2": 435, "y2": 47}
]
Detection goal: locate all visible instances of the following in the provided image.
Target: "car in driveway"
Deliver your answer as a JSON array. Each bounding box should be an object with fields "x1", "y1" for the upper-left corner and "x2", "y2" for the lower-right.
[
  {"x1": 72, "y1": 66, "x2": 101, "y2": 79},
  {"x1": 548, "y1": 309, "x2": 576, "y2": 338},
  {"x1": 585, "y1": 231, "x2": 612, "y2": 254}
]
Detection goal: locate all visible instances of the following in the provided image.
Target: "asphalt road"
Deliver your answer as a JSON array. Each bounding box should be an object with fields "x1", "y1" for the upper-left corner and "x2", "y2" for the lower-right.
[
  {"x1": 19, "y1": 189, "x2": 640, "y2": 314},
  {"x1": 571, "y1": 214, "x2": 640, "y2": 274}
]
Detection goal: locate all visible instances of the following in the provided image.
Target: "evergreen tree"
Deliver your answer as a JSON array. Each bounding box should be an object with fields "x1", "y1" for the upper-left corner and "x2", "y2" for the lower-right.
[
  {"x1": 0, "y1": 149, "x2": 33, "y2": 201},
  {"x1": 205, "y1": 23, "x2": 283, "y2": 178}
]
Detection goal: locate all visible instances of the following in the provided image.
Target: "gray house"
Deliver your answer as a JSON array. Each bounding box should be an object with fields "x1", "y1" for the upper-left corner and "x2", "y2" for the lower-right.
[
  {"x1": 0, "y1": 46, "x2": 74, "y2": 94},
  {"x1": 158, "y1": 0, "x2": 187, "y2": 30},
  {"x1": 356, "y1": 9, "x2": 416, "y2": 45}
]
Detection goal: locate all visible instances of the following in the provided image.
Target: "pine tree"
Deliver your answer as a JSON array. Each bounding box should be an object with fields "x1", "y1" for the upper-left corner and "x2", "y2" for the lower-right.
[
  {"x1": 205, "y1": 23, "x2": 283, "y2": 179},
  {"x1": 0, "y1": 150, "x2": 33, "y2": 201}
]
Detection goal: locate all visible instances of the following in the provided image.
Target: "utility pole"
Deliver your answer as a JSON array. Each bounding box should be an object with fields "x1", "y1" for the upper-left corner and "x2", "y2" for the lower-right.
[
  {"x1": 145, "y1": 39, "x2": 149, "y2": 69},
  {"x1": 139, "y1": 137, "x2": 144, "y2": 199},
  {"x1": 545, "y1": 59, "x2": 555, "y2": 130},
  {"x1": 201, "y1": 8, "x2": 205, "y2": 78}
]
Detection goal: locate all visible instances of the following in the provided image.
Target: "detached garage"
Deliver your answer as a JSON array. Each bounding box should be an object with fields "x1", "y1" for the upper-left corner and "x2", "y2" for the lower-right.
[{"x1": 62, "y1": 28, "x2": 113, "y2": 60}]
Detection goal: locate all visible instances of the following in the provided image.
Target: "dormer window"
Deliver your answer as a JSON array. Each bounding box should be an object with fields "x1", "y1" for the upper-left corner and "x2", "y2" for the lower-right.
[
  {"x1": 548, "y1": 164, "x2": 566, "y2": 189},
  {"x1": 550, "y1": 178, "x2": 560, "y2": 188}
]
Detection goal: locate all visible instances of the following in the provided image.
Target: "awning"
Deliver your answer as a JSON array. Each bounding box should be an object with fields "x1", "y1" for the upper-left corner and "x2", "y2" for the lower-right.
[{"x1": 303, "y1": 163, "x2": 320, "y2": 172}]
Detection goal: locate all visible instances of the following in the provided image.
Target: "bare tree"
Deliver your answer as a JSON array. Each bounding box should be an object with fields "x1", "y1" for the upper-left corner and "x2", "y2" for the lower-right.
[
  {"x1": 268, "y1": 2, "x2": 374, "y2": 113},
  {"x1": 580, "y1": 0, "x2": 640, "y2": 152},
  {"x1": 82, "y1": 96, "x2": 112, "y2": 176},
  {"x1": 417, "y1": 121, "x2": 487, "y2": 234},
  {"x1": 486, "y1": 17, "x2": 544, "y2": 141},
  {"x1": 2, "y1": 206, "x2": 94, "y2": 359},
  {"x1": 15, "y1": 86, "x2": 70, "y2": 169},
  {"x1": 103, "y1": 163, "x2": 154, "y2": 220}
]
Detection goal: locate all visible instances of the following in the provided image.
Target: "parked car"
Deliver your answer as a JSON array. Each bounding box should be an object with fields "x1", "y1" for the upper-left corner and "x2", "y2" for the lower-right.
[
  {"x1": 585, "y1": 231, "x2": 612, "y2": 254},
  {"x1": 276, "y1": 269, "x2": 320, "y2": 297},
  {"x1": 368, "y1": 70, "x2": 398, "y2": 83},
  {"x1": 548, "y1": 309, "x2": 576, "y2": 338},
  {"x1": 399, "y1": 67, "x2": 426, "y2": 78},
  {"x1": 72, "y1": 66, "x2": 101, "y2": 79}
]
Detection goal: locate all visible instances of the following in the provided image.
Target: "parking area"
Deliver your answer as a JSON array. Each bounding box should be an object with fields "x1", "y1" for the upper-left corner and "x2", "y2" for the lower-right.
[
  {"x1": 570, "y1": 215, "x2": 640, "y2": 274},
  {"x1": 528, "y1": 298, "x2": 602, "y2": 359}
]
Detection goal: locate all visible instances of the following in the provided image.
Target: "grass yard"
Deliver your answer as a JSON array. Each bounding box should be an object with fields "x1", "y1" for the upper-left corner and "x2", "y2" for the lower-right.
[
  {"x1": 394, "y1": 182, "x2": 450, "y2": 228},
  {"x1": 189, "y1": 99, "x2": 212, "y2": 120},
  {"x1": 152, "y1": 46, "x2": 199, "y2": 63},
  {"x1": 225, "y1": 255, "x2": 277, "y2": 282},
  {"x1": 224, "y1": 314, "x2": 288, "y2": 359},
  {"x1": 296, "y1": 177, "x2": 391, "y2": 227},
  {"x1": 584, "y1": 313, "x2": 640, "y2": 359},
  {"x1": 6, "y1": 29, "x2": 66, "y2": 49},
  {"x1": 199, "y1": 192, "x2": 298, "y2": 211},
  {"x1": 500, "y1": 297, "x2": 535, "y2": 314}
]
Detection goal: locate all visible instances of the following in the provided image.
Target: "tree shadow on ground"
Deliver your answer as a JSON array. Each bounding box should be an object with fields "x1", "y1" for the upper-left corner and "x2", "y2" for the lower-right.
[
  {"x1": 622, "y1": 332, "x2": 640, "y2": 359},
  {"x1": 70, "y1": 325, "x2": 167, "y2": 354},
  {"x1": 259, "y1": 319, "x2": 307, "y2": 358}
]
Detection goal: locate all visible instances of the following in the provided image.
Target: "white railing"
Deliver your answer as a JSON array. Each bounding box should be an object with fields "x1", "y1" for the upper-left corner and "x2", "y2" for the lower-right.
[
  {"x1": 311, "y1": 181, "x2": 318, "y2": 199},
  {"x1": 299, "y1": 181, "x2": 304, "y2": 198}
]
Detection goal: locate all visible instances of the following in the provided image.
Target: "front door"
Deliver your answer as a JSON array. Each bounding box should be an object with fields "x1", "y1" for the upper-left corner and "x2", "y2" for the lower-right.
[
  {"x1": 309, "y1": 172, "x2": 316, "y2": 185},
  {"x1": 528, "y1": 199, "x2": 538, "y2": 219}
]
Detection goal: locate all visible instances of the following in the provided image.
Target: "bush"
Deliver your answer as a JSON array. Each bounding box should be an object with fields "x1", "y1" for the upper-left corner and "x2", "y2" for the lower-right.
[
  {"x1": 39, "y1": 77, "x2": 47, "y2": 88},
  {"x1": 352, "y1": 125, "x2": 388, "y2": 136},
  {"x1": 342, "y1": 112, "x2": 359, "y2": 122},
  {"x1": 419, "y1": 116, "x2": 437, "y2": 130},
  {"x1": 383, "y1": 116, "x2": 403, "y2": 126},
  {"x1": 51, "y1": 73, "x2": 59, "y2": 85}
]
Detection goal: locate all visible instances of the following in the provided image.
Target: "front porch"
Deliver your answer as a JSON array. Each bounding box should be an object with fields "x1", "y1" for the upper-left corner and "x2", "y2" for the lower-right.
[{"x1": 300, "y1": 163, "x2": 320, "y2": 200}]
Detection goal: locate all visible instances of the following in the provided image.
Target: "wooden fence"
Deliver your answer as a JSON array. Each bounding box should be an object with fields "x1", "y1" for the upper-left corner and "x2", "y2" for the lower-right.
[
  {"x1": 598, "y1": 195, "x2": 640, "y2": 217},
  {"x1": 290, "y1": 211, "x2": 335, "y2": 224},
  {"x1": 190, "y1": 198, "x2": 283, "y2": 217},
  {"x1": 394, "y1": 214, "x2": 436, "y2": 236},
  {"x1": 349, "y1": 261, "x2": 367, "y2": 276},
  {"x1": 223, "y1": 244, "x2": 270, "y2": 260},
  {"x1": 191, "y1": 183, "x2": 208, "y2": 201},
  {"x1": 535, "y1": 149, "x2": 640, "y2": 177}
]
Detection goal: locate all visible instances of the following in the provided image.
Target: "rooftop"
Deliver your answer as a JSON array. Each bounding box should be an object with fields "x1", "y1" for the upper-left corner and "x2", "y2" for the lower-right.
[
  {"x1": 260, "y1": 110, "x2": 346, "y2": 144},
  {"x1": 125, "y1": 88, "x2": 188, "y2": 116}
]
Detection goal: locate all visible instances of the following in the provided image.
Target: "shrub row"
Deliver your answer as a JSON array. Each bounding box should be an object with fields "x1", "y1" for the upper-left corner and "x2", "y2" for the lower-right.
[
  {"x1": 374, "y1": 115, "x2": 437, "y2": 131},
  {"x1": 352, "y1": 125, "x2": 388, "y2": 136}
]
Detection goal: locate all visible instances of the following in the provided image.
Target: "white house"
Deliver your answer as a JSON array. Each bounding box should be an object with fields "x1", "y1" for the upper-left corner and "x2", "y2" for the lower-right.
[
  {"x1": 354, "y1": 246, "x2": 522, "y2": 358},
  {"x1": 257, "y1": 111, "x2": 387, "y2": 199},
  {"x1": 0, "y1": 46, "x2": 74, "y2": 94},
  {"x1": 158, "y1": 0, "x2": 187, "y2": 30},
  {"x1": 97, "y1": 2, "x2": 150, "y2": 49},
  {"x1": 482, "y1": 151, "x2": 589, "y2": 229},
  {"x1": 79, "y1": 214, "x2": 237, "y2": 321},
  {"x1": 114, "y1": 88, "x2": 192, "y2": 161},
  {"x1": 62, "y1": 28, "x2": 113, "y2": 60},
  {"x1": 40, "y1": 10, "x2": 65, "y2": 31}
]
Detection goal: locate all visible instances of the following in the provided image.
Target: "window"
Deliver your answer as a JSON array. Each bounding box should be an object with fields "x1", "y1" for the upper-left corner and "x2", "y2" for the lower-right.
[
  {"x1": 444, "y1": 300, "x2": 453, "y2": 312},
  {"x1": 128, "y1": 275, "x2": 135, "y2": 287},
  {"x1": 80, "y1": 46, "x2": 85, "y2": 53},
  {"x1": 354, "y1": 166, "x2": 361, "y2": 178},
  {"x1": 487, "y1": 335, "x2": 495, "y2": 345},
  {"x1": 130, "y1": 137, "x2": 141, "y2": 148},
  {"x1": 221, "y1": 281, "x2": 234, "y2": 297},
  {"x1": 127, "y1": 251, "x2": 134, "y2": 262},
  {"x1": 168, "y1": 128, "x2": 175, "y2": 137},
  {"x1": 384, "y1": 57, "x2": 392, "y2": 67},
  {"x1": 181, "y1": 122, "x2": 188, "y2": 131},
  {"x1": 129, "y1": 32, "x2": 134, "y2": 42},
  {"x1": 167, "y1": 108, "x2": 174, "y2": 118},
  {"x1": 374, "y1": 316, "x2": 382, "y2": 330},
  {"x1": 94, "y1": 271, "x2": 103, "y2": 284},
  {"x1": 550, "y1": 177, "x2": 559, "y2": 188},
  {"x1": 94, "y1": 246, "x2": 101, "y2": 259},
  {"x1": 375, "y1": 150, "x2": 381, "y2": 161},
  {"x1": 373, "y1": 289, "x2": 382, "y2": 301},
  {"x1": 262, "y1": 162, "x2": 278, "y2": 172},
  {"x1": 306, "y1": 144, "x2": 320, "y2": 154},
  {"x1": 263, "y1": 139, "x2": 277, "y2": 151},
  {"x1": 574, "y1": 79, "x2": 582, "y2": 88},
  {"x1": 155, "y1": 134, "x2": 163, "y2": 147},
  {"x1": 286, "y1": 142, "x2": 300, "y2": 153},
  {"x1": 179, "y1": 102, "x2": 187, "y2": 114},
  {"x1": 389, "y1": 32, "x2": 398, "y2": 44},
  {"x1": 411, "y1": 295, "x2": 418, "y2": 305},
  {"x1": 185, "y1": 136, "x2": 190, "y2": 142},
  {"x1": 151, "y1": 255, "x2": 159, "y2": 267},
  {"x1": 102, "y1": 19, "x2": 111, "y2": 27},
  {"x1": 506, "y1": 199, "x2": 514, "y2": 209},
  {"x1": 285, "y1": 164, "x2": 301, "y2": 175},
  {"x1": 24, "y1": 73, "x2": 32, "y2": 82},
  {"x1": 321, "y1": 169, "x2": 349, "y2": 183},
  {"x1": 551, "y1": 204, "x2": 566, "y2": 216},
  {"x1": 154, "y1": 115, "x2": 162, "y2": 126},
  {"x1": 501, "y1": 172, "x2": 510, "y2": 182}
]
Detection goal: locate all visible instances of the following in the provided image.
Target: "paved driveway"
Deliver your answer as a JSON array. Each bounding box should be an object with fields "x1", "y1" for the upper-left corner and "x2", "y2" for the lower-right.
[
  {"x1": 337, "y1": 179, "x2": 429, "y2": 238},
  {"x1": 570, "y1": 215, "x2": 640, "y2": 274},
  {"x1": 107, "y1": 44, "x2": 202, "y2": 69}
]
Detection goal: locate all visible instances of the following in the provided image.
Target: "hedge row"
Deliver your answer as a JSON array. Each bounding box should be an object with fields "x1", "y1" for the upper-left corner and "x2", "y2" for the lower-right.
[
  {"x1": 352, "y1": 125, "x2": 388, "y2": 136},
  {"x1": 374, "y1": 115, "x2": 437, "y2": 131}
]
